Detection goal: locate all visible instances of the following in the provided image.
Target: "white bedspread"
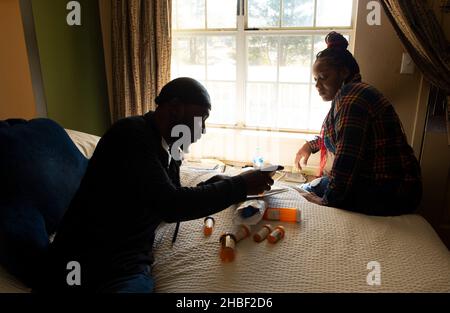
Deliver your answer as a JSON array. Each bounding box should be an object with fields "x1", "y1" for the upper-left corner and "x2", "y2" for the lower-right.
[
  {"x1": 65, "y1": 129, "x2": 100, "y2": 159},
  {"x1": 1, "y1": 166, "x2": 449, "y2": 293},
  {"x1": 152, "y1": 168, "x2": 450, "y2": 293}
]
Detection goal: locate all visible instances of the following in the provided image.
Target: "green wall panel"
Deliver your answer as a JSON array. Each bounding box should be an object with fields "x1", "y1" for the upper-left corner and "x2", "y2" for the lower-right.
[{"x1": 32, "y1": 0, "x2": 110, "y2": 136}]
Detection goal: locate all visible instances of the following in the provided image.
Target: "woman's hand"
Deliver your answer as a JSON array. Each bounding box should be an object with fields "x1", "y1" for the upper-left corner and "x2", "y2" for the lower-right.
[
  {"x1": 301, "y1": 192, "x2": 324, "y2": 205},
  {"x1": 295, "y1": 142, "x2": 312, "y2": 170}
]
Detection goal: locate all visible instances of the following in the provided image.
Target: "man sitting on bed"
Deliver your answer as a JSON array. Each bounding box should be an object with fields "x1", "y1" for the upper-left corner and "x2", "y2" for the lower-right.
[{"x1": 39, "y1": 77, "x2": 274, "y2": 293}]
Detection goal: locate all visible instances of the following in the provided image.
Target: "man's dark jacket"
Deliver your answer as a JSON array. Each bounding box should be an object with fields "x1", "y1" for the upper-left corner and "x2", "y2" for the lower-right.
[{"x1": 46, "y1": 111, "x2": 247, "y2": 291}]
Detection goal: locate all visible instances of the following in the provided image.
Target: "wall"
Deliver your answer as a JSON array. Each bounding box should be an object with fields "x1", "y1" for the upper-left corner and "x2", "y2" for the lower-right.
[
  {"x1": 420, "y1": 128, "x2": 450, "y2": 247},
  {"x1": 419, "y1": 1, "x2": 450, "y2": 248},
  {"x1": 353, "y1": 0, "x2": 427, "y2": 153},
  {"x1": 0, "y1": 0, "x2": 36, "y2": 120},
  {"x1": 355, "y1": 0, "x2": 450, "y2": 248},
  {"x1": 32, "y1": 0, "x2": 110, "y2": 136}
]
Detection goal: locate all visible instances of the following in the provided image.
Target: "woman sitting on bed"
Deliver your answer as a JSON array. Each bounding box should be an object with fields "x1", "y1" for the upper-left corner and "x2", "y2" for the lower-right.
[{"x1": 295, "y1": 32, "x2": 422, "y2": 216}]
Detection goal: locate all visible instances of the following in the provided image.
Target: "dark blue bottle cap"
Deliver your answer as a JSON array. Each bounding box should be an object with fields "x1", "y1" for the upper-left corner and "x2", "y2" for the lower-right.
[{"x1": 240, "y1": 206, "x2": 259, "y2": 218}]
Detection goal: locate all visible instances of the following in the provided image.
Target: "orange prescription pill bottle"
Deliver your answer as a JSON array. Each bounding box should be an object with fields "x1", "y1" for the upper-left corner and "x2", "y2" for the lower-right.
[
  {"x1": 263, "y1": 207, "x2": 301, "y2": 223},
  {"x1": 219, "y1": 233, "x2": 237, "y2": 262},
  {"x1": 234, "y1": 225, "x2": 251, "y2": 242},
  {"x1": 253, "y1": 224, "x2": 272, "y2": 243},
  {"x1": 267, "y1": 226, "x2": 285, "y2": 244},
  {"x1": 203, "y1": 217, "x2": 215, "y2": 236}
]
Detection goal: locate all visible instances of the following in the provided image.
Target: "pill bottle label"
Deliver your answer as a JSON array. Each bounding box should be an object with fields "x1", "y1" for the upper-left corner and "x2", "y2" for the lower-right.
[
  {"x1": 224, "y1": 236, "x2": 236, "y2": 249},
  {"x1": 264, "y1": 208, "x2": 301, "y2": 223},
  {"x1": 234, "y1": 225, "x2": 250, "y2": 242},
  {"x1": 272, "y1": 230, "x2": 282, "y2": 240},
  {"x1": 205, "y1": 219, "x2": 214, "y2": 228},
  {"x1": 295, "y1": 208, "x2": 302, "y2": 222},
  {"x1": 253, "y1": 226, "x2": 271, "y2": 242},
  {"x1": 265, "y1": 209, "x2": 280, "y2": 220},
  {"x1": 268, "y1": 228, "x2": 285, "y2": 244}
]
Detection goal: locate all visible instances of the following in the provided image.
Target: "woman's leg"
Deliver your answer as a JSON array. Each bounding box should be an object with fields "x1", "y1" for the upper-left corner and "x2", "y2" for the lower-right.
[
  {"x1": 300, "y1": 176, "x2": 330, "y2": 197},
  {"x1": 344, "y1": 180, "x2": 422, "y2": 216}
]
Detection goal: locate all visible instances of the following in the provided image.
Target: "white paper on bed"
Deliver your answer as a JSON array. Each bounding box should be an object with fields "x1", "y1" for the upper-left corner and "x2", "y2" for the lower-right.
[
  {"x1": 65, "y1": 129, "x2": 101, "y2": 159},
  {"x1": 233, "y1": 200, "x2": 266, "y2": 225},
  {"x1": 246, "y1": 186, "x2": 289, "y2": 199},
  {"x1": 152, "y1": 168, "x2": 450, "y2": 293}
]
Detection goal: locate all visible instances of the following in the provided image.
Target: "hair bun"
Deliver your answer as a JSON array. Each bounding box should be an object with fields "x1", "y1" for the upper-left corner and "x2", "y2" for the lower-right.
[{"x1": 325, "y1": 32, "x2": 349, "y2": 50}]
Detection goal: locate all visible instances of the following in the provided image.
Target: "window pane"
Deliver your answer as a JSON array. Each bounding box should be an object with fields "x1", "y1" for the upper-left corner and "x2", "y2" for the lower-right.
[
  {"x1": 282, "y1": 0, "x2": 314, "y2": 27},
  {"x1": 206, "y1": 82, "x2": 237, "y2": 125},
  {"x1": 279, "y1": 36, "x2": 312, "y2": 83},
  {"x1": 245, "y1": 83, "x2": 277, "y2": 128},
  {"x1": 248, "y1": 0, "x2": 280, "y2": 28},
  {"x1": 172, "y1": 0, "x2": 178, "y2": 30},
  {"x1": 309, "y1": 85, "x2": 330, "y2": 130},
  {"x1": 172, "y1": 36, "x2": 206, "y2": 80},
  {"x1": 316, "y1": 0, "x2": 353, "y2": 27},
  {"x1": 207, "y1": 36, "x2": 236, "y2": 81},
  {"x1": 171, "y1": 0, "x2": 355, "y2": 133},
  {"x1": 278, "y1": 84, "x2": 310, "y2": 129},
  {"x1": 313, "y1": 34, "x2": 327, "y2": 57},
  {"x1": 207, "y1": 0, "x2": 237, "y2": 28},
  {"x1": 176, "y1": 0, "x2": 205, "y2": 29},
  {"x1": 247, "y1": 36, "x2": 278, "y2": 82}
]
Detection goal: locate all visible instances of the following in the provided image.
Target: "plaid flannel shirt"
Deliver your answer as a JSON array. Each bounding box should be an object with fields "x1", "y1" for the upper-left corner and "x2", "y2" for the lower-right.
[{"x1": 308, "y1": 74, "x2": 421, "y2": 207}]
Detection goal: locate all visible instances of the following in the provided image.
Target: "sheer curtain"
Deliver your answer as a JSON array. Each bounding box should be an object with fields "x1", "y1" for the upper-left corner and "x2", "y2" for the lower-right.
[
  {"x1": 187, "y1": 128, "x2": 321, "y2": 170},
  {"x1": 381, "y1": 0, "x2": 450, "y2": 94},
  {"x1": 111, "y1": 0, "x2": 172, "y2": 121}
]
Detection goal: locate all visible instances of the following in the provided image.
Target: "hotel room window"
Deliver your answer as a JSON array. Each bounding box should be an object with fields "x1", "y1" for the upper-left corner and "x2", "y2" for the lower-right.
[{"x1": 171, "y1": 0, "x2": 356, "y2": 133}]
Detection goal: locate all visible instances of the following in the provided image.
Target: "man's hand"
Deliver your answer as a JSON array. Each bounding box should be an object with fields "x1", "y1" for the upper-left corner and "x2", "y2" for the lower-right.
[
  {"x1": 301, "y1": 192, "x2": 324, "y2": 205},
  {"x1": 295, "y1": 143, "x2": 312, "y2": 170},
  {"x1": 239, "y1": 169, "x2": 274, "y2": 195},
  {"x1": 197, "y1": 174, "x2": 230, "y2": 186}
]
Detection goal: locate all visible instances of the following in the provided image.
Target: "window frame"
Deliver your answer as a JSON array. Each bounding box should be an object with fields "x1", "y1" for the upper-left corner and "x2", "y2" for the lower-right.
[{"x1": 171, "y1": 0, "x2": 358, "y2": 134}]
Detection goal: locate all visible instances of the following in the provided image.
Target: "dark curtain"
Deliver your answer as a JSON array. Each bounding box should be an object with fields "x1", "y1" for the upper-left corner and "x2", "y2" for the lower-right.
[
  {"x1": 380, "y1": 0, "x2": 450, "y2": 94},
  {"x1": 111, "y1": 0, "x2": 172, "y2": 121}
]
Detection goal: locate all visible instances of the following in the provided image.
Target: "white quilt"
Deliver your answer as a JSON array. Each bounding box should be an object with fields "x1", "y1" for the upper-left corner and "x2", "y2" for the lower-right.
[
  {"x1": 65, "y1": 129, "x2": 100, "y2": 159},
  {"x1": 1, "y1": 163, "x2": 449, "y2": 293},
  {"x1": 152, "y1": 168, "x2": 450, "y2": 293}
]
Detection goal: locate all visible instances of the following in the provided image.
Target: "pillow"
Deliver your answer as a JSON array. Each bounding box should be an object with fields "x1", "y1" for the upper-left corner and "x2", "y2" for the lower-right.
[
  {"x1": 65, "y1": 128, "x2": 101, "y2": 159},
  {"x1": 0, "y1": 118, "x2": 88, "y2": 287}
]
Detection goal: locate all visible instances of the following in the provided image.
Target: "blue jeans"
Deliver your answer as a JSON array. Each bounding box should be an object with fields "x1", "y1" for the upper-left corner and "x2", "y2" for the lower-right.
[
  {"x1": 300, "y1": 176, "x2": 421, "y2": 216},
  {"x1": 300, "y1": 176, "x2": 329, "y2": 197}
]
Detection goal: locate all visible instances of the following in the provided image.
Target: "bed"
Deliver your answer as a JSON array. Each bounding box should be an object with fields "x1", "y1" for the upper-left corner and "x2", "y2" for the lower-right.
[
  {"x1": 152, "y1": 168, "x2": 450, "y2": 293},
  {"x1": 0, "y1": 128, "x2": 449, "y2": 293}
]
